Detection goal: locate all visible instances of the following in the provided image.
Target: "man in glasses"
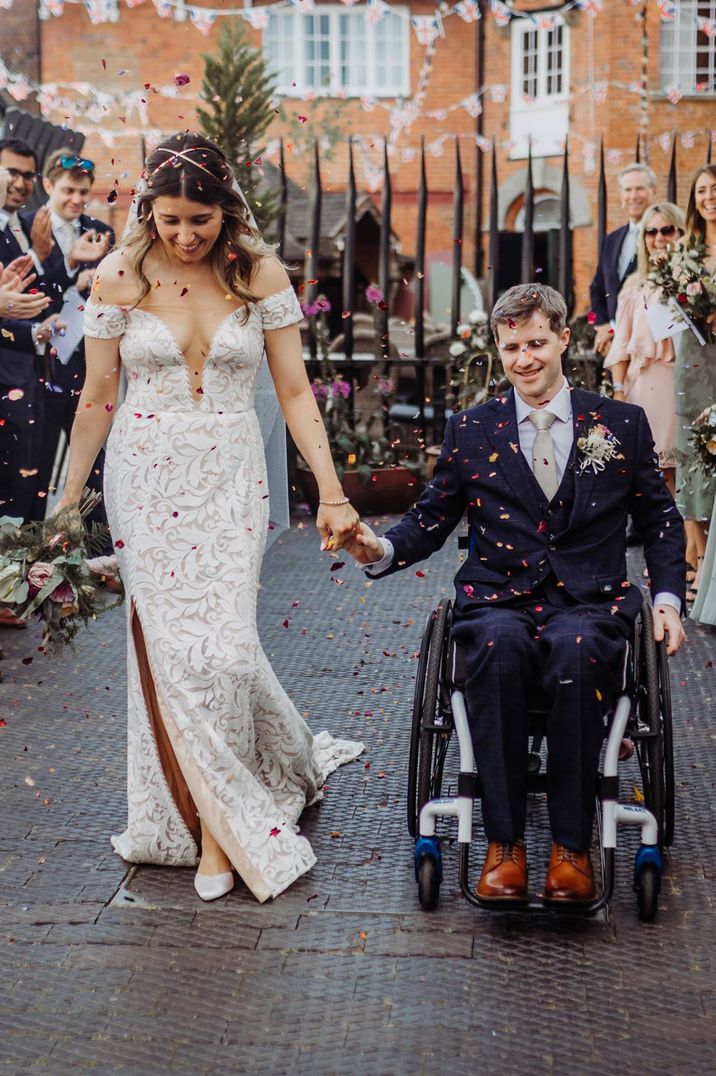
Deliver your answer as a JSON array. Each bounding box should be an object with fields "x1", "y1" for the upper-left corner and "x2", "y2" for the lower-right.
[{"x1": 26, "y1": 149, "x2": 113, "y2": 554}]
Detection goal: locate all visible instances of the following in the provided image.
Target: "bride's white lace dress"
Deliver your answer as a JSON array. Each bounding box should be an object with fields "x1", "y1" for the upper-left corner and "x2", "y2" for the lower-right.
[{"x1": 84, "y1": 285, "x2": 364, "y2": 902}]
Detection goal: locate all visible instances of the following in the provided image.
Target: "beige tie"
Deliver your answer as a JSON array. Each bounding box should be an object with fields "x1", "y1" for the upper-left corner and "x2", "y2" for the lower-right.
[{"x1": 529, "y1": 409, "x2": 559, "y2": 501}]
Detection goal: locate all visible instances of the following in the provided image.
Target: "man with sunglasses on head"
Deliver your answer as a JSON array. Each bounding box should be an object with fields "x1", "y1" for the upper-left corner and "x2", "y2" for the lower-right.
[{"x1": 24, "y1": 149, "x2": 114, "y2": 563}]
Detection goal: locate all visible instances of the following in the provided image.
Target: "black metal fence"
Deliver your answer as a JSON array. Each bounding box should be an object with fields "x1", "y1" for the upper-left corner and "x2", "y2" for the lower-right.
[{"x1": 278, "y1": 127, "x2": 712, "y2": 443}]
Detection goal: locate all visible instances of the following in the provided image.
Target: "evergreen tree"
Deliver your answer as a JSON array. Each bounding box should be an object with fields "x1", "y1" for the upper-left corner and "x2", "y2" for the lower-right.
[{"x1": 197, "y1": 19, "x2": 281, "y2": 236}]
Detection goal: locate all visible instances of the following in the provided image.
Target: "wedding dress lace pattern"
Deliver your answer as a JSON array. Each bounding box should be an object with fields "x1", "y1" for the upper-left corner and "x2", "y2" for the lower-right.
[{"x1": 84, "y1": 285, "x2": 364, "y2": 902}]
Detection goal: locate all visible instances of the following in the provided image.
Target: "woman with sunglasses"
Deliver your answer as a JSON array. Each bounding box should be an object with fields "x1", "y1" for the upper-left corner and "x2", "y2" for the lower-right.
[{"x1": 605, "y1": 202, "x2": 685, "y2": 496}]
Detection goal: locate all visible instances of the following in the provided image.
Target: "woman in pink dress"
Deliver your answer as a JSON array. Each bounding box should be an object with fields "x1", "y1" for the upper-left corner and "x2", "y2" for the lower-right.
[{"x1": 605, "y1": 202, "x2": 685, "y2": 495}]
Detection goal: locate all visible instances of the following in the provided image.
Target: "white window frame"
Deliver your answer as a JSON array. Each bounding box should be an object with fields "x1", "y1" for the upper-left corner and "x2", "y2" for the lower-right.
[
  {"x1": 660, "y1": 1, "x2": 716, "y2": 96},
  {"x1": 263, "y1": 6, "x2": 410, "y2": 98},
  {"x1": 509, "y1": 16, "x2": 570, "y2": 159}
]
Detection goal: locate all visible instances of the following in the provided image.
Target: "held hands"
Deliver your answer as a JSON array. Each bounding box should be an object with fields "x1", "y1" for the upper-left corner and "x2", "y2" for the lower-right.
[
  {"x1": 30, "y1": 206, "x2": 54, "y2": 263},
  {"x1": 317, "y1": 501, "x2": 360, "y2": 552},
  {"x1": 70, "y1": 230, "x2": 111, "y2": 269},
  {"x1": 341, "y1": 521, "x2": 385, "y2": 566},
  {"x1": 652, "y1": 604, "x2": 686, "y2": 657}
]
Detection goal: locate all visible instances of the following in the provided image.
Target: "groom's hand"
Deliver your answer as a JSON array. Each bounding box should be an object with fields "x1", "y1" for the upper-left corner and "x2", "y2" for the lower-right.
[
  {"x1": 652, "y1": 604, "x2": 686, "y2": 656},
  {"x1": 342, "y1": 522, "x2": 384, "y2": 566}
]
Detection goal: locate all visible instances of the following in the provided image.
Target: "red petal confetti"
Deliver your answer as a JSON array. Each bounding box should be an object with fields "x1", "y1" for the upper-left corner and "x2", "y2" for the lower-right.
[
  {"x1": 415, "y1": 570, "x2": 426, "y2": 577},
  {"x1": 174, "y1": 73, "x2": 191, "y2": 86},
  {"x1": 114, "y1": 540, "x2": 125, "y2": 549},
  {"x1": 270, "y1": 827, "x2": 281, "y2": 837}
]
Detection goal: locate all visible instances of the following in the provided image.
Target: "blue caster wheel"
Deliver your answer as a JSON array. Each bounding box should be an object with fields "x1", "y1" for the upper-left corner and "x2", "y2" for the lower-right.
[
  {"x1": 415, "y1": 836, "x2": 442, "y2": 911},
  {"x1": 634, "y1": 846, "x2": 662, "y2": 923}
]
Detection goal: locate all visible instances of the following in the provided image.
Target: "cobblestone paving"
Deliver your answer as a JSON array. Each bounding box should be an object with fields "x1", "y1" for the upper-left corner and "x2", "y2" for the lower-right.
[{"x1": 1, "y1": 513, "x2": 715, "y2": 1075}]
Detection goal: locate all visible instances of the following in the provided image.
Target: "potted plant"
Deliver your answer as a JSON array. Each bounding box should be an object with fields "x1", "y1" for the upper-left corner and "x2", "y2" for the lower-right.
[{"x1": 296, "y1": 289, "x2": 422, "y2": 514}]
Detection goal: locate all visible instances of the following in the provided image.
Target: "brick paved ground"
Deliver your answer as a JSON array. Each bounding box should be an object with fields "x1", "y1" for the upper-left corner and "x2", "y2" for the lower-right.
[{"x1": 1, "y1": 514, "x2": 715, "y2": 1075}]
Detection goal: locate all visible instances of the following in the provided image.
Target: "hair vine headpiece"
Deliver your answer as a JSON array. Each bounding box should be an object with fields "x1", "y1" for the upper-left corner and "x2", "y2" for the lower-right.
[{"x1": 148, "y1": 146, "x2": 230, "y2": 184}]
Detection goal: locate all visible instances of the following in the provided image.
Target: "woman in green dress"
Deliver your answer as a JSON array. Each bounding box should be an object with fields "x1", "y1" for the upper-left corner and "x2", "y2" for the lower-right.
[{"x1": 673, "y1": 165, "x2": 716, "y2": 612}]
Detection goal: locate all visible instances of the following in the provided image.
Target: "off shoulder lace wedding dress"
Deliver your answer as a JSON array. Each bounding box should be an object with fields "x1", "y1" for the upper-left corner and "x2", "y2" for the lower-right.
[{"x1": 84, "y1": 286, "x2": 363, "y2": 902}]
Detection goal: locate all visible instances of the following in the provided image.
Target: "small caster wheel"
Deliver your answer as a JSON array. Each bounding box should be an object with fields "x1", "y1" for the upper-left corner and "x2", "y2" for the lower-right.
[
  {"x1": 636, "y1": 862, "x2": 660, "y2": 922},
  {"x1": 417, "y1": 855, "x2": 440, "y2": 910}
]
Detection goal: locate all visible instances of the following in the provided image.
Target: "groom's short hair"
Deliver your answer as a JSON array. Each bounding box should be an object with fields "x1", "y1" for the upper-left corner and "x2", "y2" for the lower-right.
[{"x1": 490, "y1": 284, "x2": 568, "y2": 343}]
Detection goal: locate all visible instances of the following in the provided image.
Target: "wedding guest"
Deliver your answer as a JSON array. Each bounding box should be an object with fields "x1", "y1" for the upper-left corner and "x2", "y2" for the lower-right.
[
  {"x1": 590, "y1": 163, "x2": 656, "y2": 358},
  {"x1": 26, "y1": 149, "x2": 112, "y2": 540},
  {"x1": 676, "y1": 164, "x2": 716, "y2": 606},
  {"x1": 0, "y1": 139, "x2": 104, "y2": 526},
  {"x1": 605, "y1": 202, "x2": 685, "y2": 495}
]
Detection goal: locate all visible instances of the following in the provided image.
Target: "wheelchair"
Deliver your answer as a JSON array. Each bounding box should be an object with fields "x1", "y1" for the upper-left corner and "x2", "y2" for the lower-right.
[{"x1": 407, "y1": 586, "x2": 675, "y2": 923}]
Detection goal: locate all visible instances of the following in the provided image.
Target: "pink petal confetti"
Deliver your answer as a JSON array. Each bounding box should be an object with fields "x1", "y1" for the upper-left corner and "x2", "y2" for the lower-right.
[{"x1": 174, "y1": 73, "x2": 191, "y2": 86}]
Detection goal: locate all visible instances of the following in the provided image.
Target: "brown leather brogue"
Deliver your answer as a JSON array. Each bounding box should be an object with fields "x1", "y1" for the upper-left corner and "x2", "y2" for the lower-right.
[
  {"x1": 543, "y1": 843, "x2": 595, "y2": 903},
  {"x1": 476, "y1": 839, "x2": 528, "y2": 901}
]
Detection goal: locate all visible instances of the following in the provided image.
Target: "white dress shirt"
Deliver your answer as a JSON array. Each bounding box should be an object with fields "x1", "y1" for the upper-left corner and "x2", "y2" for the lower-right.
[
  {"x1": 363, "y1": 378, "x2": 681, "y2": 612},
  {"x1": 617, "y1": 221, "x2": 640, "y2": 282}
]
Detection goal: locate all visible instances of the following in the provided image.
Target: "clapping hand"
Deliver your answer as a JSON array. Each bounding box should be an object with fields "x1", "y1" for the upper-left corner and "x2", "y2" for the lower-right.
[
  {"x1": 30, "y1": 206, "x2": 54, "y2": 263},
  {"x1": 70, "y1": 230, "x2": 110, "y2": 268},
  {"x1": 341, "y1": 521, "x2": 385, "y2": 565},
  {"x1": 0, "y1": 257, "x2": 50, "y2": 319}
]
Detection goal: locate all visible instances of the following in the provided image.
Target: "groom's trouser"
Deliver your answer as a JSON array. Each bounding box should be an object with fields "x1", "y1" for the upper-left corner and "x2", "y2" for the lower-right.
[{"x1": 451, "y1": 581, "x2": 633, "y2": 850}]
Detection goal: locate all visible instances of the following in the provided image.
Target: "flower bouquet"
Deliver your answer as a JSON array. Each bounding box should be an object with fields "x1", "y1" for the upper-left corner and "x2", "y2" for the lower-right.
[
  {"x1": 647, "y1": 242, "x2": 716, "y2": 345},
  {"x1": 0, "y1": 489, "x2": 122, "y2": 654},
  {"x1": 690, "y1": 404, "x2": 716, "y2": 478}
]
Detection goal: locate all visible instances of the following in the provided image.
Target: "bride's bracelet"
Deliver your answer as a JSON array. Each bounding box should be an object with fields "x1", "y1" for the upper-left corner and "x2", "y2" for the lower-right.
[{"x1": 319, "y1": 496, "x2": 350, "y2": 506}]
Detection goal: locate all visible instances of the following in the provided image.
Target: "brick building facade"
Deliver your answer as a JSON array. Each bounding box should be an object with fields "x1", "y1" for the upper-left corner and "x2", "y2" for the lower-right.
[{"x1": 3, "y1": 0, "x2": 716, "y2": 316}]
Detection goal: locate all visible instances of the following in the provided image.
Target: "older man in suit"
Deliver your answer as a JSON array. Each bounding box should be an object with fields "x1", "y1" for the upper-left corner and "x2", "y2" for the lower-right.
[
  {"x1": 24, "y1": 148, "x2": 112, "y2": 529},
  {"x1": 344, "y1": 284, "x2": 685, "y2": 904},
  {"x1": 589, "y1": 163, "x2": 656, "y2": 358}
]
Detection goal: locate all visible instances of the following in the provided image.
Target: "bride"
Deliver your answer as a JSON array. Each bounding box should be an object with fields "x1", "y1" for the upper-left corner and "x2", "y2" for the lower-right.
[{"x1": 55, "y1": 132, "x2": 364, "y2": 902}]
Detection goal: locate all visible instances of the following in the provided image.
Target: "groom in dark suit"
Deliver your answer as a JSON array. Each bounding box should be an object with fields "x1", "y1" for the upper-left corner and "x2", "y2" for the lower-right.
[{"x1": 344, "y1": 284, "x2": 685, "y2": 903}]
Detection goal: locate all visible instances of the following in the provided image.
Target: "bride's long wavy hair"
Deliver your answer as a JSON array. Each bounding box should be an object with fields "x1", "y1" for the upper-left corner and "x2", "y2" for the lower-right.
[{"x1": 123, "y1": 131, "x2": 276, "y2": 310}]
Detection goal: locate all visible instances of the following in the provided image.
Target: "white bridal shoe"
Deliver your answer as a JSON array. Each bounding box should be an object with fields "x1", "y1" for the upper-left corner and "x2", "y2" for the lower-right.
[{"x1": 193, "y1": 871, "x2": 235, "y2": 902}]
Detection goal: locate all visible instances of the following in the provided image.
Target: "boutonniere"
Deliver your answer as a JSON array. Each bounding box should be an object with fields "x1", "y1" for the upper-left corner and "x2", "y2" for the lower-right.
[{"x1": 576, "y1": 422, "x2": 624, "y2": 475}]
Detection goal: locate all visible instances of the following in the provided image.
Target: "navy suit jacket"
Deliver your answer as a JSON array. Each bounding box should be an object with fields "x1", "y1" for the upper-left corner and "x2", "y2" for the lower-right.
[
  {"x1": 589, "y1": 224, "x2": 635, "y2": 325},
  {"x1": 374, "y1": 387, "x2": 686, "y2": 623},
  {"x1": 0, "y1": 216, "x2": 74, "y2": 387},
  {"x1": 21, "y1": 211, "x2": 115, "y2": 367}
]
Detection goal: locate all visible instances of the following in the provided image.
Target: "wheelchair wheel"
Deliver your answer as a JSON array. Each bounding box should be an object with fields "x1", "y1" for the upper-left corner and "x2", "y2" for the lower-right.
[
  {"x1": 636, "y1": 863, "x2": 660, "y2": 923},
  {"x1": 407, "y1": 599, "x2": 452, "y2": 838},
  {"x1": 635, "y1": 605, "x2": 666, "y2": 848},
  {"x1": 417, "y1": 855, "x2": 441, "y2": 911}
]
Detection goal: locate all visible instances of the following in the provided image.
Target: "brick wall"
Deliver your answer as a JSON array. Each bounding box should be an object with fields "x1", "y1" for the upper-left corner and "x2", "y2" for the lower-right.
[
  {"x1": 1, "y1": 0, "x2": 40, "y2": 112},
  {"x1": 29, "y1": 0, "x2": 716, "y2": 317}
]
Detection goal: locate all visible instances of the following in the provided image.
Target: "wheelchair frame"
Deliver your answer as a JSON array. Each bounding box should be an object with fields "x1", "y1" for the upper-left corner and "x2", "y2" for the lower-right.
[{"x1": 407, "y1": 597, "x2": 675, "y2": 922}]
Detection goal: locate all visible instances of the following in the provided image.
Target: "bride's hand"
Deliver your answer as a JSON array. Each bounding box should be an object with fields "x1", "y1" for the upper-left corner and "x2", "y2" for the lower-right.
[
  {"x1": 46, "y1": 499, "x2": 83, "y2": 547},
  {"x1": 317, "y1": 501, "x2": 360, "y2": 551}
]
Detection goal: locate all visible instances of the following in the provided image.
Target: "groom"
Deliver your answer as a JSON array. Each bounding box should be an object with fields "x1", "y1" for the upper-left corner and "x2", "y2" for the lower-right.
[{"x1": 344, "y1": 284, "x2": 685, "y2": 903}]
